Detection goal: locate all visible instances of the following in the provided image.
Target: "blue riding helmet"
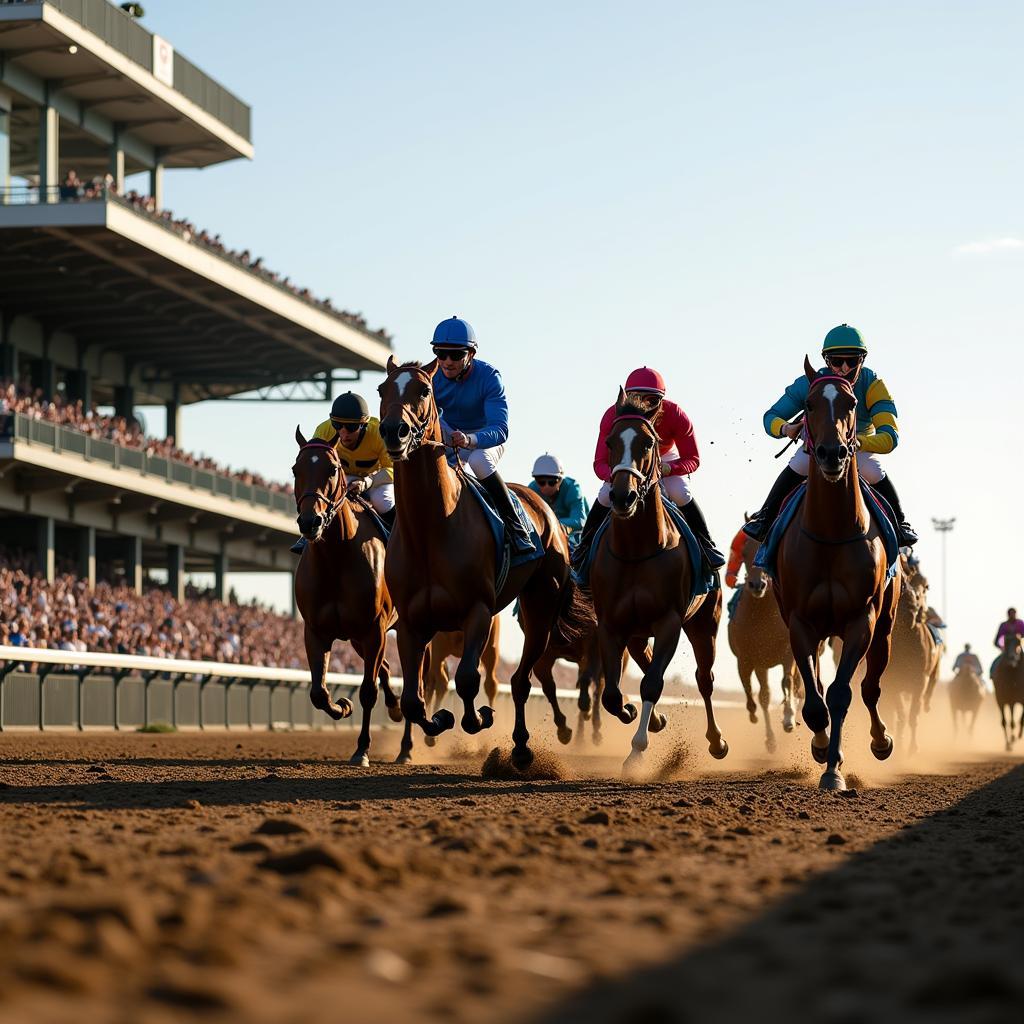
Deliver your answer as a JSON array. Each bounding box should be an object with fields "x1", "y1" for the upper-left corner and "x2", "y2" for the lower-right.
[{"x1": 432, "y1": 315, "x2": 478, "y2": 351}]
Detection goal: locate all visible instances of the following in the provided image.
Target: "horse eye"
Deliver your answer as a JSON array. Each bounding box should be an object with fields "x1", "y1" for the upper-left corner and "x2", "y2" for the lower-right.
[{"x1": 419, "y1": 385, "x2": 431, "y2": 399}]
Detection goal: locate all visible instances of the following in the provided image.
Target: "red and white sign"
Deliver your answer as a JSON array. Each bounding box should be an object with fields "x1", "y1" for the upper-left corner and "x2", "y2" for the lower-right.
[{"x1": 153, "y1": 35, "x2": 174, "y2": 87}]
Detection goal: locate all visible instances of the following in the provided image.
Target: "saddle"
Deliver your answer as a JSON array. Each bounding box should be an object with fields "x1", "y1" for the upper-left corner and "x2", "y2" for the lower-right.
[
  {"x1": 463, "y1": 476, "x2": 543, "y2": 590},
  {"x1": 754, "y1": 480, "x2": 901, "y2": 583}
]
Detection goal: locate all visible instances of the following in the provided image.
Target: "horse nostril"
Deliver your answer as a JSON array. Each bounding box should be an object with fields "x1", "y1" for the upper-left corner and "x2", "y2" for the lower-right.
[
  {"x1": 397, "y1": 422, "x2": 410, "y2": 439},
  {"x1": 815, "y1": 444, "x2": 827, "y2": 460},
  {"x1": 624, "y1": 491, "x2": 637, "y2": 508}
]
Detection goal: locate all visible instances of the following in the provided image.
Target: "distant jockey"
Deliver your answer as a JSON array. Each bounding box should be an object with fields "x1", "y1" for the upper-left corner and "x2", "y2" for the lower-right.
[
  {"x1": 725, "y1": 525, "x2": 749, "y2": 589},
  {"x1": 527, "y1": 453, "x2": 588, "y2": 539},
  {"x1": 573, "y1": 367, "x2": 725, "y2": 573},
  {"x1": 953, "y1": 643, "x2": 983, "y2": 677},
  {"x1": 994, "y1": 608, "x2": 1024, "y2": 650},
  {"x1": 430, "y1": 316, "x2": 534, "y2": 555},
  {"x1": 743, "y1": 324, "x2": 917, "y2": 548}
]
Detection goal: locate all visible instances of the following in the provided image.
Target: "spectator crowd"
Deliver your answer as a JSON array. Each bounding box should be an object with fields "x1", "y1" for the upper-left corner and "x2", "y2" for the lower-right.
[{"x1": 0, "y1": 379, "x2": 292, "y2": 495}]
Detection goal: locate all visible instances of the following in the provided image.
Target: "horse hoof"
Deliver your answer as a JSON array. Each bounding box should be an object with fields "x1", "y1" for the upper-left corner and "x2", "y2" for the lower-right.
[
  {"x1": 765, "y1": 735, "x2": 778, "y2": 755},
  {"x1": 811, "y1": 741, "x2": 829, "y2": 765},
  {"x1": 782, "y1": 721, "x2": 795, "y2": 734},
  {"x1": 430, "y1": 709, "x2": 456, "y2": 735},
  {"x1": 709, "y1": 738, "x2": 729, "y2": 760},
  {"x1": 748, "y1": 710, "x2": 758, "y2": 724},
  {"x1": 511, "y1": 746, "x2": 534, "y2": 772},
  {"x1": 649, "y1": 712, "x2": 668, "y2": 734},
  {"x1": 394, "y1": 751, "x2": 412, "y2": 765},
  {"x1": 623, "y1": 750, "x2": 644, "y2": 776},
  {"x1": 621, "y1": 702, "x2": 638, "y2": 725},
  {"x1": 312, "y1": 691, "x2": 352, "y2": 721},
  {"x1": 871, "y1": 735, "x2": 894, "y2": 761},
  {"x1": 557, "y1": 725, "x2": 573, "y2": 745},
  {"x1": 592, "y1": 730, "x2": 603, "y2": 747},
  {"x1": 819, "y1": 768, "x2": 846, "y2": 792},
  {"x1": 424, "y1": 734, "x2": 436, "y2": 748},
  {"x1": 386, "y1": 703, "x2": 403, "y2": 724},
  {"x1": 578, "y1": 695, "x2": 592, "y2": 715},
  {"x1": 478, "y1": 706, "x2": 495, "y2": 730},
  {"x1": 349, "y1": 752, "x2": 370, "y2": 768}
]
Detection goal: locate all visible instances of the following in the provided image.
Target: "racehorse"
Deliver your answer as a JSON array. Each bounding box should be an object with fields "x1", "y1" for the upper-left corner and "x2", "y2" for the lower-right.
[
  {"x1": 727, "y1": 529, "x2": 802, "y2": 751},
  {"x1": 420, "y1": 619, "x2": 503, "y2": 750},
  {"x1": 882, "y1": 557, "x2": 943, "y2": 756},
  {"x1": 949, "y1": 664, "x2": 985, "y2": 739},
  {"x1": 773, "y1": 360, "x2": 901, "y2": 790},
  {"x1": 589, "y1": 390, "x2": 728, "y2": 773},
  {"x1": 992, "y1": 632, "x2": 1024, "y2": 751},
  {"x1": 378, "y1": 358, "x2": 591, "y2": 770},
  {"x1": 291, "y1": 429, "x2": 405, "y2": 766}
]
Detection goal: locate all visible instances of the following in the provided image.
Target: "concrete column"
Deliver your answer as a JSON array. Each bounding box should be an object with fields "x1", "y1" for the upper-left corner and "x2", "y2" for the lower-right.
[
  {"x1": 109, "y1": 140, "x2": 125, "y2": 193},
  {"x1": 0, "y1": 311, "x2": 14, "y2": 380},
  {"x1": 125, "y1": 535, "x2": 143, "y2": 595},
  {"x1": 167, "y1": 543, "x2": 185, "y2": 603},
  {"x1": 165, "y1": 383, "x2": 181, "y2": 444},
  {"x1": 214, "y1": 551, "x2": 228, "y2": 600},
  {"x1": 36, "y1": 516, "x2": 55, "y2": 583},
  {"x1": 114, "y1": 384, "x2": 135, "y2": 423},
  {"x1": 77, "y1": 526, "x2": 96, "y2": 588},
  {"x1": 32, "y1": 357, "x2": 56, "y2": 401},
  {"x1": 68, "y1": 368, "x2": 91, "y2": 409},
  {"x1": 38, "y1": 100, "x2": 58, "y2": 203},
  {"x1": 0, "y1": 89, "x2": 11, "y2": 198},
  {"x1": 149, "y1": 161, "x2": 164, "y2": 209}
]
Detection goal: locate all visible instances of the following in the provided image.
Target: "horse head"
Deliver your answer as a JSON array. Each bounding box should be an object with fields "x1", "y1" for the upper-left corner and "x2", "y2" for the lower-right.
[
  {"x1": 605, "y1": 387, "x2": 661, "y2": 518},
  {"x1": 292, "y1": 426, "x2": 348, "y2": 542},
  {"x1": 1005, "y1": 632, "x2": 1023, "y2": 668},
  {"x1": 377, "y1": 356, "x2": 439, "y2": 460},
  {"x1": 802, "y1": 356, "x2": 859, "y2": 483},
  {"x1": 740, "y1": 531, "x2": 769, "y2": 598}
]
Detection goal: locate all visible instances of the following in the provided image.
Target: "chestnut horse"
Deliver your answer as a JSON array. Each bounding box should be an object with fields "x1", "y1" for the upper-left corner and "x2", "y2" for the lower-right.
[
  {"x1": 590, "y1": 391, "x2": 728, "y2": 773},
  {"x1": 774, "y1": 360, "x2": 900, "y2": 790},
  {"x1": 291, "y1": 430, "x2": 405, "y2": 766},
  {"x1": 992, "y1": 632, "x2": 1024, "y2": 751},
  {"x1": 727, "y1": 529, "x2": 801, "y2": 751},
  {"x1": 378, "y1": 358, "x2": 591, "y2": 770}
]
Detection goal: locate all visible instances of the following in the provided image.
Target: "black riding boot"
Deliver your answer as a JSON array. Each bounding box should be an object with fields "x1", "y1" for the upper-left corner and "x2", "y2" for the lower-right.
[
  {"x1": 480, "y1": 472, "x2": 535, "y2": 555},
  {"x1": 743, "y1": 466, "x2": 804, "y2": 542},
  {"x1": 378, "y1": 506, "x2": 397, "y2": 531},
  {"x1": 873, "y1": 475, "x2": 918, "y2": 547},
  {"x1": 290, "y1": 536, "x2": 308, "y2": 555},
  {"x1": 571, "y1": 501, "x2": 611, "y2": 569},
  {"x1": 680, "y1": 498, "x2": 727, "y2": 571}
]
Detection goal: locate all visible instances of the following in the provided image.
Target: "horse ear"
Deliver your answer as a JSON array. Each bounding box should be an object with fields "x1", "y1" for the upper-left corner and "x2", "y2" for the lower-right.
[
  {"x1": 424, "y1": 357, "x2": 439, "y2": 377},
  {"x1": 804, "y1": 355, "x2": 816, "y2": 382},
  {"x1": 744, "y1": 511, "x2": 750, "y2": 523},
  {"x1": 387, "y1": 354, "x2": 398, "y2": 374},
  {"x1": 295, "y1": 425, "x2": 307, "y2": 447},
  {"x1": 615, "y1": 385, "x2": 627, "y2": 414}
]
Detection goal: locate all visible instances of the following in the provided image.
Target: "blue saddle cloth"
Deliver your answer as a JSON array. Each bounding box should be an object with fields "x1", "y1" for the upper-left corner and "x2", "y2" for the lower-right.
[
  {"x1": 463, "y1": 477, "x2": 543, "y2": 580},
  {"x1": 926, "y1": 622, "x2": 946, "y2": 648},
  {"x1": 572, "y1": 498, "x2": 716, "y2": 605},
  {"x1": 726, "y1": 588, "x2": 743, "y2": 621},
  {"x1": 355, "y1": 499, "x2": 391, "y2": 542},
  {"x1": 754, "y1": 481, "x2": 900, "y2": 584}
]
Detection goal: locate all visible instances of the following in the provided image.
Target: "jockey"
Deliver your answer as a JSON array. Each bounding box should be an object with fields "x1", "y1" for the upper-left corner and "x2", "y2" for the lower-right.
[
  {"x1": 993, "y1": 608, "x2": 1024, "y2": 649},
  {"x1": 574, "y1": 367, "x2": 725, "y2": 572},
  {"x1": 528, "y1": 453, "x2": 588, "y2": 538},
  {"x1": 725, "y1": 525, "x2": 749, "y2": 589},
  {"x1": 430, "y1": 315, "x2": 534, "y2": 555},
  {"x1": 290, "y1": 392, "x2": 394, "y2": 554},
  {"x1": 744, "y1": 324, "x2": 918, "y2": 547},
  {"x1": 953, "y1": 643, "x2": 983, "y2": 677}
]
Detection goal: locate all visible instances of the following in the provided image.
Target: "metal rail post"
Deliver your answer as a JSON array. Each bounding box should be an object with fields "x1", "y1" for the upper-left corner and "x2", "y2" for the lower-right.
[
  {"x1": 142, "y1": 670, "x2": 159, "y2": 729},
  {"x1": 112, "y1": 669, "x2": 129, "y2": 730},
  {"x1": 38, "y1": 664, "x2": 54, "y2": 730},
  {"x1": 75, "y1": 669, "x2": 89, "y2": 731}
]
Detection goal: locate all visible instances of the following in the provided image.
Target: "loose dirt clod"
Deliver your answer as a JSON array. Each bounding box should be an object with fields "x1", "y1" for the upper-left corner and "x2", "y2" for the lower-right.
[{"x1": 481, "y1": 747, "x2": 568, "y2": 780}]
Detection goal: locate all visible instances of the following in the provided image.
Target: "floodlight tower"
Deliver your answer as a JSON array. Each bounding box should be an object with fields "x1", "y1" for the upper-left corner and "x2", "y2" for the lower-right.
[{"x1": 931, "y1": 517, "x2": 956, "y2": 621}]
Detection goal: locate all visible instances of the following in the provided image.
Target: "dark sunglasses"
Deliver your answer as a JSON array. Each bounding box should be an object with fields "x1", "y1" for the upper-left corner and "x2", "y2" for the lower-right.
[
  {"x1": 826, "y1": 354, "x2": 863, "y2": 371},
  {"x1": 535, "y1": 476, "x2": 560, "y2": 487},
  {"x1": 433, "y1": 348, "x2": 468, "y2": 362}
]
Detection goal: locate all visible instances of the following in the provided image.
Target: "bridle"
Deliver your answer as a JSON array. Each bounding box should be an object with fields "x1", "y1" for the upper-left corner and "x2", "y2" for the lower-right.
[
  {"x1": 294, "y1": 440, "x2": 346, "y2": 538},
  {"x1": 609, "y1": 413, "x2": 661, "y2": 507},
  {"x1": 802, "y1": 374, "x2": 858, "y2": 462},
  {"x1": 381, "y1": 369, "x2": 437, "y2": 458}
]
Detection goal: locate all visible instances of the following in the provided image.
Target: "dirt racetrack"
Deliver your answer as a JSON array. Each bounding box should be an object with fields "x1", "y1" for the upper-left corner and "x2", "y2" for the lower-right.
[{"x1": 0, "y1": 698, "x2": 1022, "y2": 1024}]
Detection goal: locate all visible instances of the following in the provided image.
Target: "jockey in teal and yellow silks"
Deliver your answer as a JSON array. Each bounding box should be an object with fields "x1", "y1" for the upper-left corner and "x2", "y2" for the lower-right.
[{"x1": 744, "y1": 324, "x2": 917, "y2": 547}]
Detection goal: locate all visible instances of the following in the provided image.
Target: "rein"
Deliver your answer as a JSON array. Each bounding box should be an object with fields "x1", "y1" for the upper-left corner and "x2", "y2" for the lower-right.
[
  {"x1": 803, "y1": 374, "x2": 858, "y2": 460},
  {"x1": 606, "y1": 413, "x2": 667, "y2": 560}
]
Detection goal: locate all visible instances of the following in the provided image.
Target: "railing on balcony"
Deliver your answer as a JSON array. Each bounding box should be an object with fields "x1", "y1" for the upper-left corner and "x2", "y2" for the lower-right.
[
  {"x1": 0, "y1": 412, "x2": 294, "y2": 517},
  {"x1": 0, "y1": 0, "x2": 251, "y2": 140}
]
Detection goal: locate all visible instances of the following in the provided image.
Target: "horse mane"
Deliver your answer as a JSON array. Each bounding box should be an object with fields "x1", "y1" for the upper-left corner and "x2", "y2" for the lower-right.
[{"x1": 613, "y1": 395, "x2": 661, "y2": 440}]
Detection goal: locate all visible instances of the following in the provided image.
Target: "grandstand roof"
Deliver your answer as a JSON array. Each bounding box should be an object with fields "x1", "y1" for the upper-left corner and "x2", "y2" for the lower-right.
[{"x1": 0, "y1": 0, "x2": 251, "y2": 172}]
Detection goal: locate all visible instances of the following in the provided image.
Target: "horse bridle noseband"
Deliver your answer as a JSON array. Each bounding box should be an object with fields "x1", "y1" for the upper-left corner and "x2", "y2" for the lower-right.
[
  {"x1": 383, "y1": 371, "x2": 437, "y2": 458},
  {"x1": 609, "y1": 413, "x2": 661, "y2": 507},
  {"x1": 294, "y1": 441, "x2": 346, "y2": 537},
  {"x1": 802, "y1": 374, "x2": 858, "y2": 462}
]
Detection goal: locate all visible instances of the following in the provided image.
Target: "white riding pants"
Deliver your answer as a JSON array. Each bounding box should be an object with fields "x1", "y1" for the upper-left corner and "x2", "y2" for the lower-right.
[
  {"x1": 788, "y1": 448, "x2": 884, "y2": 485},
  {"x1": 462, "y1": 444, "x2": 505, "y2": 480},
  {"x1": 366, "y1": 482, "x2": 395, "y2": 513},
  {"x1": 597, "y1": 474, "x2": 693, "y2": 508}
]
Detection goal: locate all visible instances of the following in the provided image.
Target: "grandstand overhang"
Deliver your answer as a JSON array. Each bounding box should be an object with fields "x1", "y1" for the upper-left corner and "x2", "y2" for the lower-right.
[
  {"x1": 0, "y1": 197, "x2": 393, "y2": 404},
  {"x1": 0, "y1": 1, "x2": 252, "y2": 173}
]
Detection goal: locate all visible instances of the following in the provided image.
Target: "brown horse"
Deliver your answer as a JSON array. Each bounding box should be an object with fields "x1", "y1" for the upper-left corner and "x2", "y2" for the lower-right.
[
  {"x1": 589, "y1": 391, "x2": 728, "y2": 773},
  {"x1": 420, "y1": 619, "x2": 503, "y2": 749},
  {"x1": 727, "y1": 529, "x2": 801, "y2": 751},
  {"x1": 882, "y1": 556, "x2": 943, "y2": 756},
  {"x1": 291, "y1": 429, "x2": 404, "y2": 766},
  {"x1": 949, "y1": 665, "x2": 985, "y2": 738},
  {"x1": 992, "y1": 632, "x2": 1024, "y2": 751},
  {"x1": 378, "y1": 358, "x2": 590, "y2": 770},
  {"x1": 773, "y1": 361, "x2": 900, "y2": 790}
]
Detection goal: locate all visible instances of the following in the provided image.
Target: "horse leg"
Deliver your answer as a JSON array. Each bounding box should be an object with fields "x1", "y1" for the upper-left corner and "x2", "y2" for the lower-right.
[
  {"x1": 423, "y1": 647, "x2": 446, "y2": 748},
  {"x1": 738, "y1": 659, "x2": 758, "y2": 724},
  {"x1": 379, "y1": 656, "x2": 403, "y2": 724},
  {"x1": 481, "y1": 629, "x2": 500, "y2": 709},
  {"x1": 821, "y1": 615, "x2": 872, "y2": 791},
  {"x1": 624, "y1": 614, "x2": 679, "y2": 774},
  {"x1": 348, "y1": 638, "x2": 377, "y2": 768},
  {"x1": 397, "y1": 623, "x2": 453, "y2": 737},
  {"x1": 790, "y1": 616, "x2": 829, "y2": 761},
  {"x1": 907, "y1": 689, "x2": 922, "y2": 758},
  {"x1": 756, "y1": 666, "x2": 776, "y2": 754},
  {"x1": 598, "y1": 626, "x2": 637, "y2": 725},
  {"x1": 304, "y1": 626, "x2": 352, "y2": 721},
  {"x1": 453, "y1": 603, "x2": 494, "y2": 735},
  {"x1": 534, "y1": 656, "x2": 573, "y2": 745},
  {"x1": 781, "y1": 654, "x2": 797, "y2": 733},
  {"x1": 682, "y1": 593, "x2": 728, "y2": 760},
  {"x1": 860, "y1": 603, "x2": 895, "y2": 762}
]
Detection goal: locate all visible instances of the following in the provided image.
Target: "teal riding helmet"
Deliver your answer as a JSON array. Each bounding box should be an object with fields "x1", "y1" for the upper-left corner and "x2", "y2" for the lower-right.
[{"x1": 821, "y1": 324, "x2": 867, "y2": 355}]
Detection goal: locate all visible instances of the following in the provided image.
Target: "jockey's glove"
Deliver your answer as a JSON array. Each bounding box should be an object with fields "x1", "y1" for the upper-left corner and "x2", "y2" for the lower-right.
[{"x1": 347, "y1": 477, "x2": 370, "y2": 495}]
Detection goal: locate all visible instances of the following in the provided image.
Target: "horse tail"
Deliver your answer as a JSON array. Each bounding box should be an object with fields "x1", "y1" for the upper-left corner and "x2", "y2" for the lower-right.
[{"x1": 551, "y1": 577, "x2": 596, "y2": 648}]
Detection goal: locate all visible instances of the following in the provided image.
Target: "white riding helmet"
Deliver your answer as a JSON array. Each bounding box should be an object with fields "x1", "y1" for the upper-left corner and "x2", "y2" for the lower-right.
[{"x1": 532, "y1": 453, "x2": 564, "y2": 478}]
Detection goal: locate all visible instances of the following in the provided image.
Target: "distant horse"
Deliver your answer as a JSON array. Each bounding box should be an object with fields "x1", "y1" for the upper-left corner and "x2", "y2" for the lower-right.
[
  {"x1": 882, "y1": 557, "x2": 943, "y2": 756},
  {"x1": 378, "y1": 358, "x2": 592, "y2": 770},
  {"x1": 774, "y1": 361, "x2": 900, "y2": 791},
  {"x1": 727, "y1": 529, "x2": 801, "y2": 751},
  {"x1": 949, "y1": 665, "x2": 985, "y2": 738},
  {"x1": 992, "y1": 632, "x2": 1024, "y2": 751},
  {"x1": 589, "y1": 390, "x2": 728, "y2": 773},
  {"x1": 291, "y1": 429, "x2": 405, "y2": 766},
  {"x1": 421, "y1": 619, "x2": 503, "y2": 749}
]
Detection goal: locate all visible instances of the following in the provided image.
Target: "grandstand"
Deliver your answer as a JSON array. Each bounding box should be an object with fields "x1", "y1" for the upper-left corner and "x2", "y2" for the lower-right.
[{"x1": 0, "y1": 0, "x2": 392, "y2": 607}]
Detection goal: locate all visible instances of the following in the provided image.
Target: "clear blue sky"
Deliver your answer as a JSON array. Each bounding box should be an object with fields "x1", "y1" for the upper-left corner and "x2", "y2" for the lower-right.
[{"x1": 134, "y1": 1, "x2": 1023, "y2": 683}]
